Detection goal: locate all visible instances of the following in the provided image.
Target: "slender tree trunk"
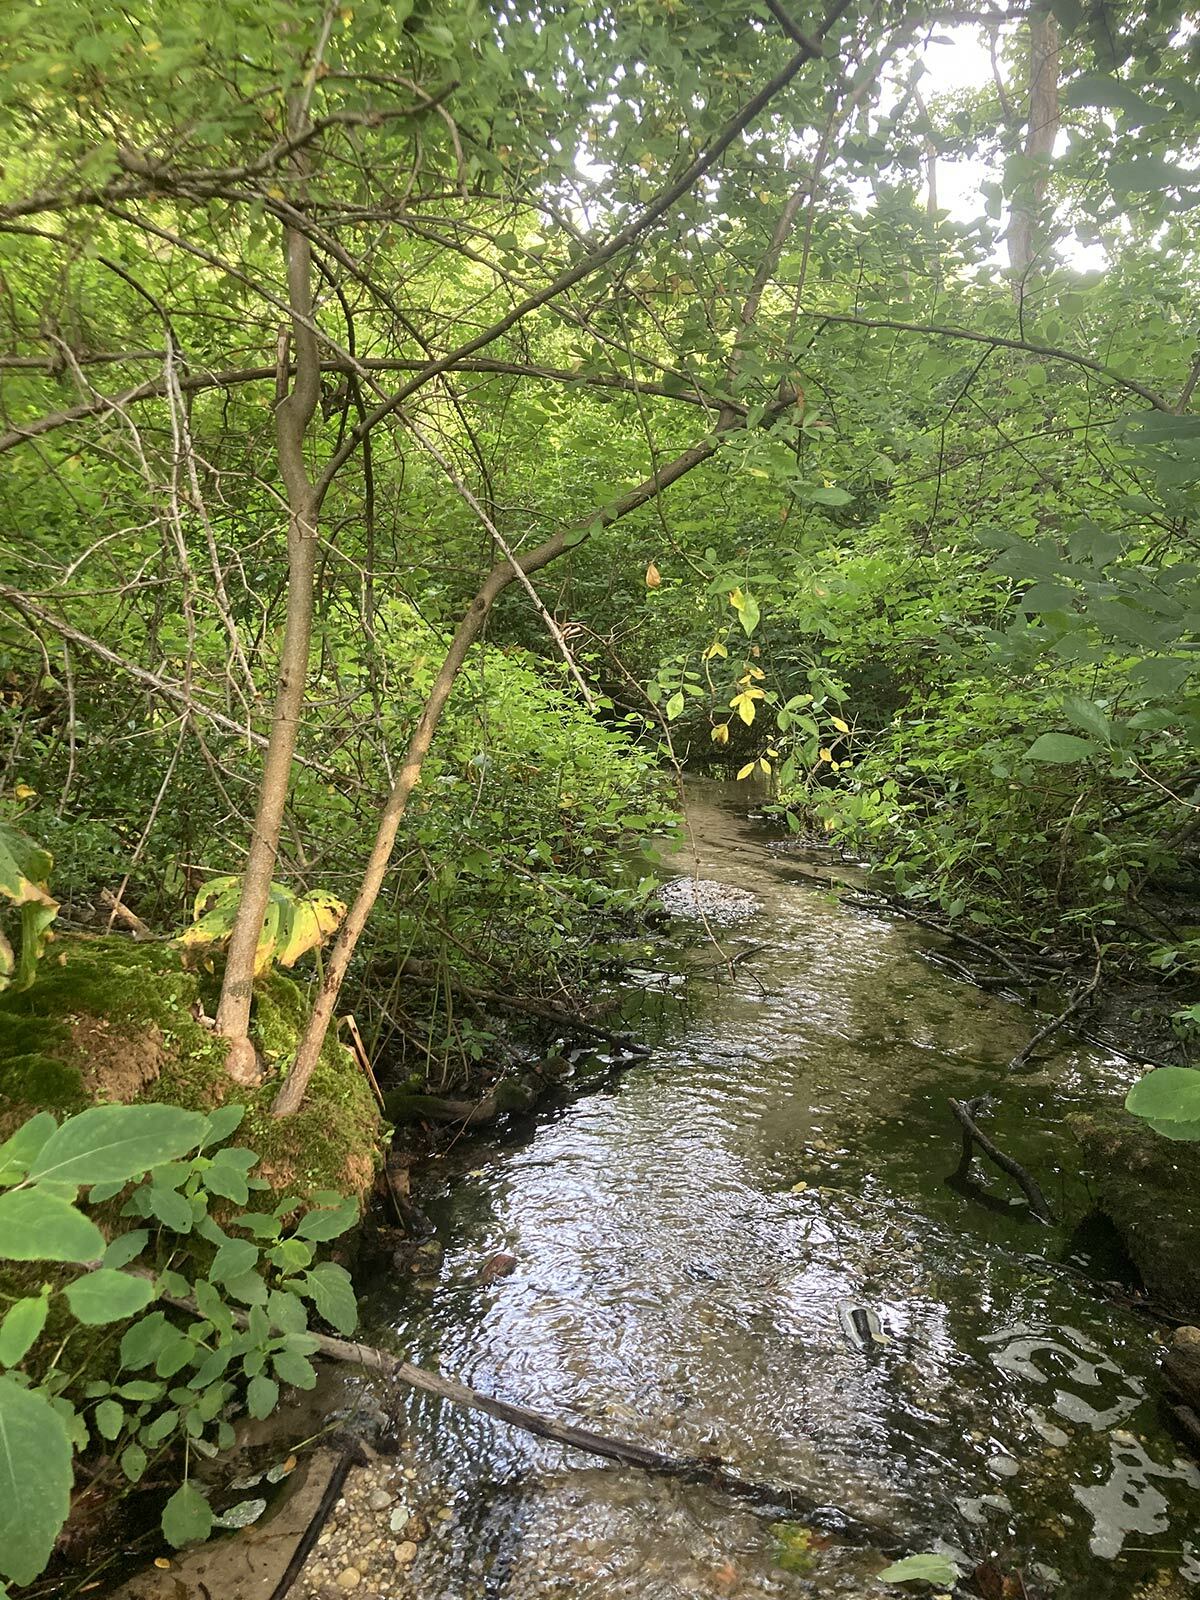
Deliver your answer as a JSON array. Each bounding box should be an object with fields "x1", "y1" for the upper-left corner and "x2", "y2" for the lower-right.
[
  {"x1": 1008, "y1": 8, "x2": 1060, "y2": 306},
  {"x1": 271, "y1": 414, "x2": 786, "y2": 1114},
  {"x1": 215, "y1": 201, "x2": 321, "y2": 1082}
]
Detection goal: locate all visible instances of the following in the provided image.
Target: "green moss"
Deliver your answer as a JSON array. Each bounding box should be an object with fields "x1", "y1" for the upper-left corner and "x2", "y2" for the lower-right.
[
  {"x1": 0, "y1": 936, "x2": 381, "y2": 1199},
  {"x1": 1071, "y1": 1105, "x2": 1200, "y2": 1315}
]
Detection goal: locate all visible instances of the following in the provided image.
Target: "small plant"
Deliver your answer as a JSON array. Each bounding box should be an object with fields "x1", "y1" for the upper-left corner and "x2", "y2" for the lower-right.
[
  {"x1": 0, "y1": 1101, "x2": 359, "y2": 1588},
  {"x1": 178, "y1": 877, "x2": 346, "y2": 975},
  {"x1": 0, "y1": 815, "x2": 58, "y2": 993},
  {"x1": 877, "y1": 1552, "x2": 960, "y2": 1588},
  {"x1": 1125, "y1": 1066, "x2": 1200, "y2": 1141}
]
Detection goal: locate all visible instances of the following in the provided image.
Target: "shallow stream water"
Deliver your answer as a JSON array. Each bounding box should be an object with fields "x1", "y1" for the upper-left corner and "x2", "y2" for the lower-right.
[{"x1": 358, "y1": 781, "x2": 1199, "y2": 1598}]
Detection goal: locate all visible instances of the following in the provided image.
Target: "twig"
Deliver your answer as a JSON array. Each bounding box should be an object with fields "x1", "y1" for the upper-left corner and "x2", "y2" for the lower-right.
[
  {"x1": 396, "y1": 959, "x2": 651, "y2": 1055},
  {"x1": 340, "y1": 1014, "x2": 385, "y2": 1110},
  {"x1": 840, "y1": 892, "x2": 1030, "y2": 977},
  {"x1": 99, "y1": 888, "x2": 153, "y2": 939},
  {"x1": 1008, "y1": 951, "x2": 1103, "y2": 1072},
  {"x1": 949, "y1": 1096, "x2": 1055, "y2": 1224},
  {"x1": 267, "y1": 1444, "x2": 367, "y2": 1600}
]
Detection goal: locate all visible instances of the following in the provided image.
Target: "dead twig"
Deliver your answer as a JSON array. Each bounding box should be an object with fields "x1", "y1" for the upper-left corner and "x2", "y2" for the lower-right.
[
  {"x1": 1008, "y1": 950, "x2": 1103, "y2": 1073},
  {"x1": 949, "y1": 1096, "x2": 1055, "y2": 1224}
]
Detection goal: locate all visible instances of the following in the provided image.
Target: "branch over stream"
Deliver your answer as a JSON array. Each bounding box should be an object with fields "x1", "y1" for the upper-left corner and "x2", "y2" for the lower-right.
[{"x1": 306, "y1": 1327, "x2": 905, "y2": 1552}]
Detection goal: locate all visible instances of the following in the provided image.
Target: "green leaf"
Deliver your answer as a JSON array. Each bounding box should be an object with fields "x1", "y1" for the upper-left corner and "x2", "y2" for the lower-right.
[
  {"x1": 294, "y1": 1195, "x2": 358, "y2": 1241},
  {"x1": 267, "y1": 1288, "x2": 308, "y2": 1335},
  {"x1": 1125, "y1": 1067, "x2": 1200, "y2": 1140},
  {"x1": 246, "y1": 1375, "x2": 279, "y2": 1419},
  {"x1": 119, "y1": 1311, "x2": 174, "y2": 1370},
  {"x1": 0, "y1": 1113, "x2": 57, "y2": 1184},
  {"x1": 210, "y1": 1237, "x2": 259, "y2": 1283},
  {"x1": 161, "y1": 1482, "x2": 213, "y2": 1548},
  {"x1": 0, "y1": 1376, "x2": 73, "y2": 1586},
  {"x1": 732, "y1": 591, "x2": 760, "y2": 636},
  {"x1": 29, "y1": 1105, "x2": 207, "y2": 1187},
  {"x1": 877, "y1": 1553, "x2": 960, "y2": 1586},
  {"x1": 63, "y1": 1269, "x2": 156, "y2": 1325},
  {"x1": 0, "y1": 1188, "x2": 104, "y2": 1262},
  {"x1": 95, "y1": 1398, "x2": 124, "y2": 1440},
  {"x1": 302, "y1": 1262, "x2": 357, "y2": 1335},
  {"x1": 0, "y1": 1294, "x2": 50, "y2": 1365},
  {"x1": 200, "y1": 1105, "x2": 246, "y2": 1148},
  {"x1": 103, "y1": 1229, "x2": 150, "y2": 1269},
  {"x1": 665, "y1": 691, "x2": 685, "y2": 721},
  {"x1": 120, "y1": 1442, "x2": 148, "y2": 1483},
  {"x1": 272, "y1": 1348, "x2": 317, "y2": 1390},
  {"x1": 148, "y1": 1184, "x2": 195, "y2": 1232},
  {"x1": 1025, "y1": 732, "x2": 1096, "y2": 764}
]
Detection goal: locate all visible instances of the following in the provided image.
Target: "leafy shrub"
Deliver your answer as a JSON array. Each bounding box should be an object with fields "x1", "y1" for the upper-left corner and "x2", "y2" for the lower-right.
[{"x1": 0, "y1": 1101, "x2": 358, "y2": 1587}]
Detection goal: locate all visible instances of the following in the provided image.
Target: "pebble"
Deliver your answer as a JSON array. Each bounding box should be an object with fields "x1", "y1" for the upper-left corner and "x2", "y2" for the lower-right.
[
  {"x1": 336, "y1": 1568, "x2": 361, "y2": 1590},
  {"x1": 389, "y1": 1507, "x2": 410, "y2": 1534},
  {"x1": 394, "y1": 1541, "x2": 418, "y2": 1565},
  {"x1": 366, "y1": 1487, "x2": 392, "y2": 1512}
]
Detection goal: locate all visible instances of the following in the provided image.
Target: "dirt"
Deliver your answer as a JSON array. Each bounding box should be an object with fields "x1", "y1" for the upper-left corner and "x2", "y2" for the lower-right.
[{"x1": 71, "y1": 1013, "x2": 164, "y2": 1100}]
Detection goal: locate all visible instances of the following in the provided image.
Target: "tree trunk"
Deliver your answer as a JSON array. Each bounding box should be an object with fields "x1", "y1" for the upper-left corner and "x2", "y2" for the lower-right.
[
  {"x1": 1008, "y1": 8, "x2": 1060, "y2": 305},
  {"x1": 215, "y1": 205, "x2": 321, "y2": 1082}
]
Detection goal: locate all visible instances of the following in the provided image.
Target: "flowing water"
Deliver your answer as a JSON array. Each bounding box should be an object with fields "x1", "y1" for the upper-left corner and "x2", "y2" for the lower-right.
[{"x1": 359, "y1": 781, "x2": 1200, "y2": 1598}]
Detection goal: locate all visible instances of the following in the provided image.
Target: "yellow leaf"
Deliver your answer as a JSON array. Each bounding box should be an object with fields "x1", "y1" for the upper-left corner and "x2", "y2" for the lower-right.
[
  {"x1": 818, "y1": 747, "x2": 832, "y2": 763},
  {"x1": 267, "y1": 185, "x2": 285, "y2": 200},
  {"x1": 736, "y1": 762, "x2": 755, "y2": 780},
  {"x1": 728, "y1": 587, "x2": 744, "y2": 610},
  {"x1": 703, "y1": 641, "x2": 728, "y2": 660},
  {"x1": 645, "y1": 562, "x2": 661, "y2": 589},
  {"x1": 710, "y1": 723, "x2": 730, "y2": 746},
  {"x1": 831, "y1": 716, "x2": 850, "y2": 734},
  {"x1": 790, "y1": 1181, "x2": 808, "y2": 1194},
  {"x1": 758, "y1": 757, "x2": 771, "y2": 774},
  {"x1": 737, "y1": 696, "x2": 756, "y2": 726},
  {"x1": 13, "y1": 783, "x2": 36, "y2": 800}
]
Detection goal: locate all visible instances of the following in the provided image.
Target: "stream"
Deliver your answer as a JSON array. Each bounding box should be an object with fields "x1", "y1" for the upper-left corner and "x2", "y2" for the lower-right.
[{"x1": 357, "y1": 779, "x2": 1200, "y2": 1598}]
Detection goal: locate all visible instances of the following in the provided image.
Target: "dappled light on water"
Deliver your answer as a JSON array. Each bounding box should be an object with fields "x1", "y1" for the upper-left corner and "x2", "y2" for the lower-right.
[{"x1": 362, "y1": 781, "x2": 1198, "y2": 1599}]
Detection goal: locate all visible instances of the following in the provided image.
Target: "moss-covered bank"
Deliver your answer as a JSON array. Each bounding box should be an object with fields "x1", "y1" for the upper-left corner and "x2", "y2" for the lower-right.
[
  {"x1": 0, "y1": 934, "x2": 381, "y2": 1199},
  {"x1": 1071, "y1": 1106, "x2": 1200, "y2": 1316}
]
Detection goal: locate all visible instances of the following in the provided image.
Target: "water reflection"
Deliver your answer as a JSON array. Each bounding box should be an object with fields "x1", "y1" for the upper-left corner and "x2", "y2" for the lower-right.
[{"x1": 364, "y1": 782, "x2": 1198, "y2": 1598}]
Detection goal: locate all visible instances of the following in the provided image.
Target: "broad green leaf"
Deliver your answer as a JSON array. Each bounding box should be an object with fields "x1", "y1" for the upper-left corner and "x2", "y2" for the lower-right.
[
  {"x1": 246, "y1": 1375, "x2": 279, "y2": 1419},
  {"x1": 272, "y1": 1348, "x2": 318, "y2": 1389},
  {"x1": 103, "y1": 1229, "x2": 150, "y2": 1269},
  {"x1": 210, "y1": 1237, "x2": 259, "y2": 1283},
  {"x1": 121, "y1": 1442, "x2": 148, "y2": 1482},
  {"x1": 0, "y1": 1294, "x2": 50, "y2": 1365},
  {"x1": 1126, "y1": 1067, "x2": 1200, "y2": 1140},
  {"x1": 161, "y1": 1482, "x2": 213, "y2": 1548},
  {"x1": 0, "y1": 1114, "x2": 58, "y2": 1185},
  {"x1": 95, "y1": 1398, "x2": 124, "y2": 1440},
  {"x1": 302, "y1": 1262, "x2": 357, "y2": 1335},
  {"x1": 1025, "y1": 732, "x2": 1096, "y2": 764},
  {"x1": 877, "y1": 1553, "x2": 960, "y2": 1586},
  {"x1": 0, "y1": 1376, "x2": 73, "y2": 1586},
  {"x1": 29, "y1": 1105, "x2": 207, "y2": 1186},
  {"x1": 294, "y1": 1195, "x2": 358, "y2": 1241},
  {"x1": 0, "y1": 1188, "x2": 104, "y2": 1262},
  {"x1": 63, "y1": 1269, "x2": 156, "y2": 1325},
  {"x1": 200, "y1": 1105, "x2": 246, "y2": 1148},
  {"x1": 119, "y1": 1311, "x2": 174, "y2": 1370}
]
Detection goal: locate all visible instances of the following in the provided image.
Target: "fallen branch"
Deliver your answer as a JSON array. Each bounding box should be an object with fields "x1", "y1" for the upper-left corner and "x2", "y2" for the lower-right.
[
  {"x1": 396, "y1": 958, "x2": 651, "y2": 1056},
  {"x1": 949, "y1": 1096, "x2": 1055, "y2": 1224},
  {"x1": 309, "y1": 1330, "x2": 904, "y2": 1550},
  {"x1": 839, "y1": 893, "x2": 1030, "y2": 978},
  {"x1": 1008, "y1": 953, "x2": 1103, "y2": 1073}
]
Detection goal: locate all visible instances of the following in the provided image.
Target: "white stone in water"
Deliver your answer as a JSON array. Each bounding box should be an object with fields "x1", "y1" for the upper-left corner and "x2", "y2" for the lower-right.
[
  {"x1": 367, "y1": 1487, "x2": 392, "y2": 1511},
  {"x1": 389, "y1": 1506, "x2": 410, "y2": 1534},
  {"x1": 987, "y1": 1454, "x2": 1020, "y2": 1478}
]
